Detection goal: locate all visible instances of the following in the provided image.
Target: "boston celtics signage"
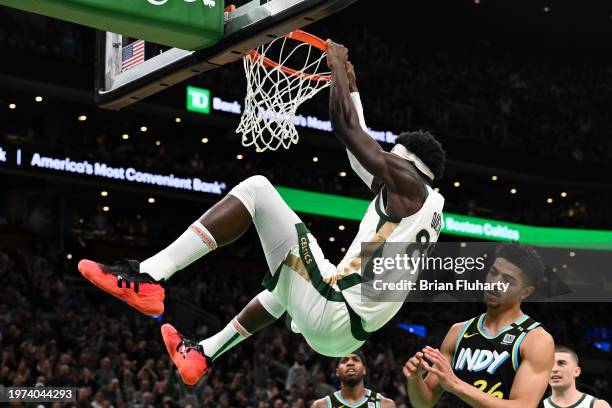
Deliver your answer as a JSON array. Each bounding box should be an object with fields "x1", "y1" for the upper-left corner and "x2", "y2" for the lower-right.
[
  {"x1": 442, "y1": 216, "x2": 521, "y2": 241},
  {"x1": 2, "y1": 145, "x2": 611, "y2": 249}
]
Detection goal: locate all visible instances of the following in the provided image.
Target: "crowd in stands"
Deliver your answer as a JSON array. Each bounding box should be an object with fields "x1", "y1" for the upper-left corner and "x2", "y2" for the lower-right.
[
  {"x1": 1, "y1": 8, "x2": 611, "y2": 406},
  {"x1": 1, "y1": 103, "x2": 610, "y2": 231},
  {"x1": 2, "y1": 4, "x2": 612, "y2": 165},
  {"x1": 2, "y1": 6, "x2": 611, "y2": 230},
  {"x1": 0, "y1": 9, "x2": 88, "y2": 63},
  {"x1": 1, "y1": 238, "x2": 611, "y2": 408}
]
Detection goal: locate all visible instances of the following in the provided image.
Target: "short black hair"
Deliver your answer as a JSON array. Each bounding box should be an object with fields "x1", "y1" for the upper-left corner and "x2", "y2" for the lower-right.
[
  {"x1": 395, "y1": 130, "x2": 446, "y2": 180},
  {"x1": 495, "y1": 243, "x2": 545, "y2": 288},
  {"x1": 336, "y1": 349, "x2": 367, "y2": 367},
  {"x1": 555, "y1": 345, "x2": 579, "y2": 365}
]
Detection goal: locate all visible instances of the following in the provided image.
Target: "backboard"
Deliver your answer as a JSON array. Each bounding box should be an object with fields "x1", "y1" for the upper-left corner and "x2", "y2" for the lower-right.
[{"x1": 95, "y1": 0, "x2": 357, "y2": 110}]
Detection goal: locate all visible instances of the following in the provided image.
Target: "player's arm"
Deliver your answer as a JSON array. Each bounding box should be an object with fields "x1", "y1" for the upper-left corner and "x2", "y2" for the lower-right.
[
  {"x1": 421, "y1": 328, "x2": 555, "y2": 408},
  {"x1": 310, "y1": 397, "x2": 328, "y2": 408},
  {"x1": 404, "y1": 322, "x2": 463, "y2": 408},
  {"x1": 344, "y1": 61, "x2": 382, "y2": 192},
  {"x1": 380, "y1": 395, "x2": 397, "y2": 408},
  {"x1": 595, "y1": 400, "x2": 612, "y2": 408},
  {"x1": 327, "y1": 40, "x2": 412, "y2": 194}
]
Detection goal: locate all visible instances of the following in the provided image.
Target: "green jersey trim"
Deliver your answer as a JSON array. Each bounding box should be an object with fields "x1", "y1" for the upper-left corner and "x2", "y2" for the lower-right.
[{"x1": 545, "y1": 393, "x2": 589, "y2": 408}]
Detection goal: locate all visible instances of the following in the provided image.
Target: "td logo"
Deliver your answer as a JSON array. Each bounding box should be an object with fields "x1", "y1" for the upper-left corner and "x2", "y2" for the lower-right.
[{"x1": 187, "y1": 86, "x2": 211, "y2": 115}]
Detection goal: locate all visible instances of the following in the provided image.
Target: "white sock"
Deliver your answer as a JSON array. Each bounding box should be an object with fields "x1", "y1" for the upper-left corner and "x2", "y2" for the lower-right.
[
  {"x1": 200, "y1": 318, "x2": 251, "y2": 360},
  {"x1": 140, "y1": 220, "x2": 217, "y2": 281}
]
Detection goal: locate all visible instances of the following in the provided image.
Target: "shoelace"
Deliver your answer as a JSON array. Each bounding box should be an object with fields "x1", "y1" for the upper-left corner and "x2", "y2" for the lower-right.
[
  {"x1": 176, "y1": 337, "x2": 205, "y2": 359},
  {"x1": 110, "y1": 259, "x2": 153, "y2": 293}
]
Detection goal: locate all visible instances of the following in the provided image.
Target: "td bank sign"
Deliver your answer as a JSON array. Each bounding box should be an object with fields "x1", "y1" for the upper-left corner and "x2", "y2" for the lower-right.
[{"x1": 186, "y1": 86, "x2": 211, "y2": 115}]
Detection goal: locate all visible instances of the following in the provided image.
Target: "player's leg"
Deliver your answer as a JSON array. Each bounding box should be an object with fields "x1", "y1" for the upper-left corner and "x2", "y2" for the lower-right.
[
  {"x1": 161, "y1": 290, "x2": 284, "y2": 385},
  {"x1": 141, "y1": 173, "x2": 303, "y2": 278},
  {"x1": 78, "y1": 175, "x2": 302, "y2": 315}
]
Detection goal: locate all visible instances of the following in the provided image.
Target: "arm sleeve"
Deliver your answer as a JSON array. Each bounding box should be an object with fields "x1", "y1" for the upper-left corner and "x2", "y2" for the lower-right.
[{"x1": 347, "y1": 92, "x2": 376, "y2": 188}]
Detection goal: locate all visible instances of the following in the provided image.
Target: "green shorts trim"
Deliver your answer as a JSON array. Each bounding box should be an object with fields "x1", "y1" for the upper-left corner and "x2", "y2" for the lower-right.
[{"x1": 261, "y1": 223, "x2": 370, "y2": 342}]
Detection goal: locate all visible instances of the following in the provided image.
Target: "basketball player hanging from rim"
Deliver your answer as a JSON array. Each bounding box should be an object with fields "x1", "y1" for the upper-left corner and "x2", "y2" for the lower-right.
[
  {"x1": 403, "y1": 243, "x2": 555, "y2": 408},
  {"x1": 77, "y1": 39, "x2": 447, "y2": 385}
]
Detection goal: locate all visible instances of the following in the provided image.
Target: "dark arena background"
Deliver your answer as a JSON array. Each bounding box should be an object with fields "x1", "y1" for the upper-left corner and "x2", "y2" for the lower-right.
[{"x1": 1, "y1": 0, "x2": 611, "y2": 407}]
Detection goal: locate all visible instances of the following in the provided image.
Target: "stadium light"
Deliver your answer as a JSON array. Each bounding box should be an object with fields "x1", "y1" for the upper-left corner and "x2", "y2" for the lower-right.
[
  {"x1": 561, "y1": 192, "x2": 567, "y2": 198},
  {"x1": 175, "y1": 117, "x2": 182, "y2": 123},
  {"x1": 339, "y1": 171, "x2": 347, "y2": 177},
  {"x1": 78, "y1": 115, "x2": 87, "y2": 121},
  {"x1": 102, "y1": 206, "x2": 110, "y2": 212},
  {"x1": 122, "y1": 134, "x2": 129, "y2": 140},
  {"x1": 338, "y1": 225, "x2": 345, "y2": 231},
  {"x1": 66, "y1": 254, "x2": 73, "y2": 260},
  {"x1": 453, "y1": 181, "x2": 461, "y2": 187},
  {"x1": 201, "y1": 137, "x2": 209, "y2": 144},
  {"x1": 329, "y1": 236, "x2": 335, "y2": 242},
  {"x1": 398, "y1": 323, "x2": 427, "y2": 338},
  {"x1": 546, "y1": 198, "x2": 553, "y2": 204},
  {"x1": 341, "y1": 247, "x2": 346, "y2": 252},
  {"x1": 491, "y1": 175, "x2": 498, "y2": 181},
  {"x1": 569, "y1": 251, "x2": 576, "y2": 257},
  {"x1": 236, "y1": 154, "x2": 243, "y2": 160},
  {"x1": 312, "y1": 157, "x2": 319, "y2": 162},
  {"x1": 8, "y1": 103, "x2": 16, "y2": 109},
  {"x1": 148, "y1": 197, "x2": 156, "y2": 204},
  {"x1": 140, "y1": 126, "x2": 148, "y2": 132},
  {"x1": 155, "y1": 140, "x2": 161, "y2": 146},
  {"x1": 100, "y1": 191, "x2": 108, "y2": 197},
  {"x1": 510, "y1": 188, "x2": 517, "y2": 194},
  {"x1": 35, "y1": 96, "x2": 43, "y2": 102}
]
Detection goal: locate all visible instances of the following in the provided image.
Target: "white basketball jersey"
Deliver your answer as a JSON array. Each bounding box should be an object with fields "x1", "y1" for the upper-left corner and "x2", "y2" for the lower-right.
[
  {"x1": 544, "y1": 394, "x2": 597, "y2": 408},
  {"x1": 336, "y1": 184, "x2": 444, "y2": 332}
]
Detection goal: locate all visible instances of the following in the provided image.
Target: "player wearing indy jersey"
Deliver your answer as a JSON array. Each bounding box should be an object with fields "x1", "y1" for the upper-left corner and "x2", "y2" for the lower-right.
[
  {"x1": 77, "y1": 40, "x2": 446, "y2": 386},
  {"x1": 311, "y1": 351, "x2": 396, "y2": 408},
  {"x1": 403, "y1": 243, "x2": 555, "y2": 408}
]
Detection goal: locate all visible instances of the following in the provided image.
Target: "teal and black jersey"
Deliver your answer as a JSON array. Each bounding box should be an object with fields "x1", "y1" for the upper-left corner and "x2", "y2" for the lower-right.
[
  {"x1": 326, "y1": 388, "x2": 382, "y2": 408},
  {"x1": 450, "y1": 313, "x2": 542, "y2": 403}
]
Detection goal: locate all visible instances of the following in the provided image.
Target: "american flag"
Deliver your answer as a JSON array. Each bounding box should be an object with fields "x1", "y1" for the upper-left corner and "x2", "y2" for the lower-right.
[{"x1": 121, "y1": 40, "x2": 145, "y2": 71}]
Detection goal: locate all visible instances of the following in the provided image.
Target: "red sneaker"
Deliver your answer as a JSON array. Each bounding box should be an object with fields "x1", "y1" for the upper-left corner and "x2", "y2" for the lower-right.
[
  {"x1": 161, "y1": 323, "x2": 211, "y2": 385},
  {"x1": 78, "y1": 259, "x2": 165, "y2": 316}
]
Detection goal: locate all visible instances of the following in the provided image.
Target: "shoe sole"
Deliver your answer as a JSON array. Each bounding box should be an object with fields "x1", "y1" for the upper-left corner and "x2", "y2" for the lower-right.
[
  {"x1": 161, "y1": 323, "x2": 207, "y2": 385},
  {"x1": 78, "y1": 259, "x2": 165, "y2": 316}
]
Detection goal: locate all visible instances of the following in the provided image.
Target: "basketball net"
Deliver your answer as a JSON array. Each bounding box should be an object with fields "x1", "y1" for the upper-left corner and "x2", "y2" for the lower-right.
[{"x1": 236, "y1": 31, "x2": 331, "y2": 152}]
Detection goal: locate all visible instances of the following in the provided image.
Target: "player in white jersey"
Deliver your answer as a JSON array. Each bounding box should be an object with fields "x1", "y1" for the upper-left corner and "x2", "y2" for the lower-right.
[
  {"x1": 544, "y1": 346, "x2": 610, "y2": 408},
  {"x1": 77, "y1": 40, "x2": 446, "y2": 385}
]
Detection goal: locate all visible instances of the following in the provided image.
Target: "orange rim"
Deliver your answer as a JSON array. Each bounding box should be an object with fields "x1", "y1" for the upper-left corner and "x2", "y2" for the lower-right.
[{"x1": 247, "y1": 30, "x2": 331, "y2": 82}]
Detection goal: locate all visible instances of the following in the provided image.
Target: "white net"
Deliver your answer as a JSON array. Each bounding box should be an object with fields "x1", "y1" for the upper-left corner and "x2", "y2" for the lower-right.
[{"x1": 236, "y1": 32, "x2": 331, "y2": 152}]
